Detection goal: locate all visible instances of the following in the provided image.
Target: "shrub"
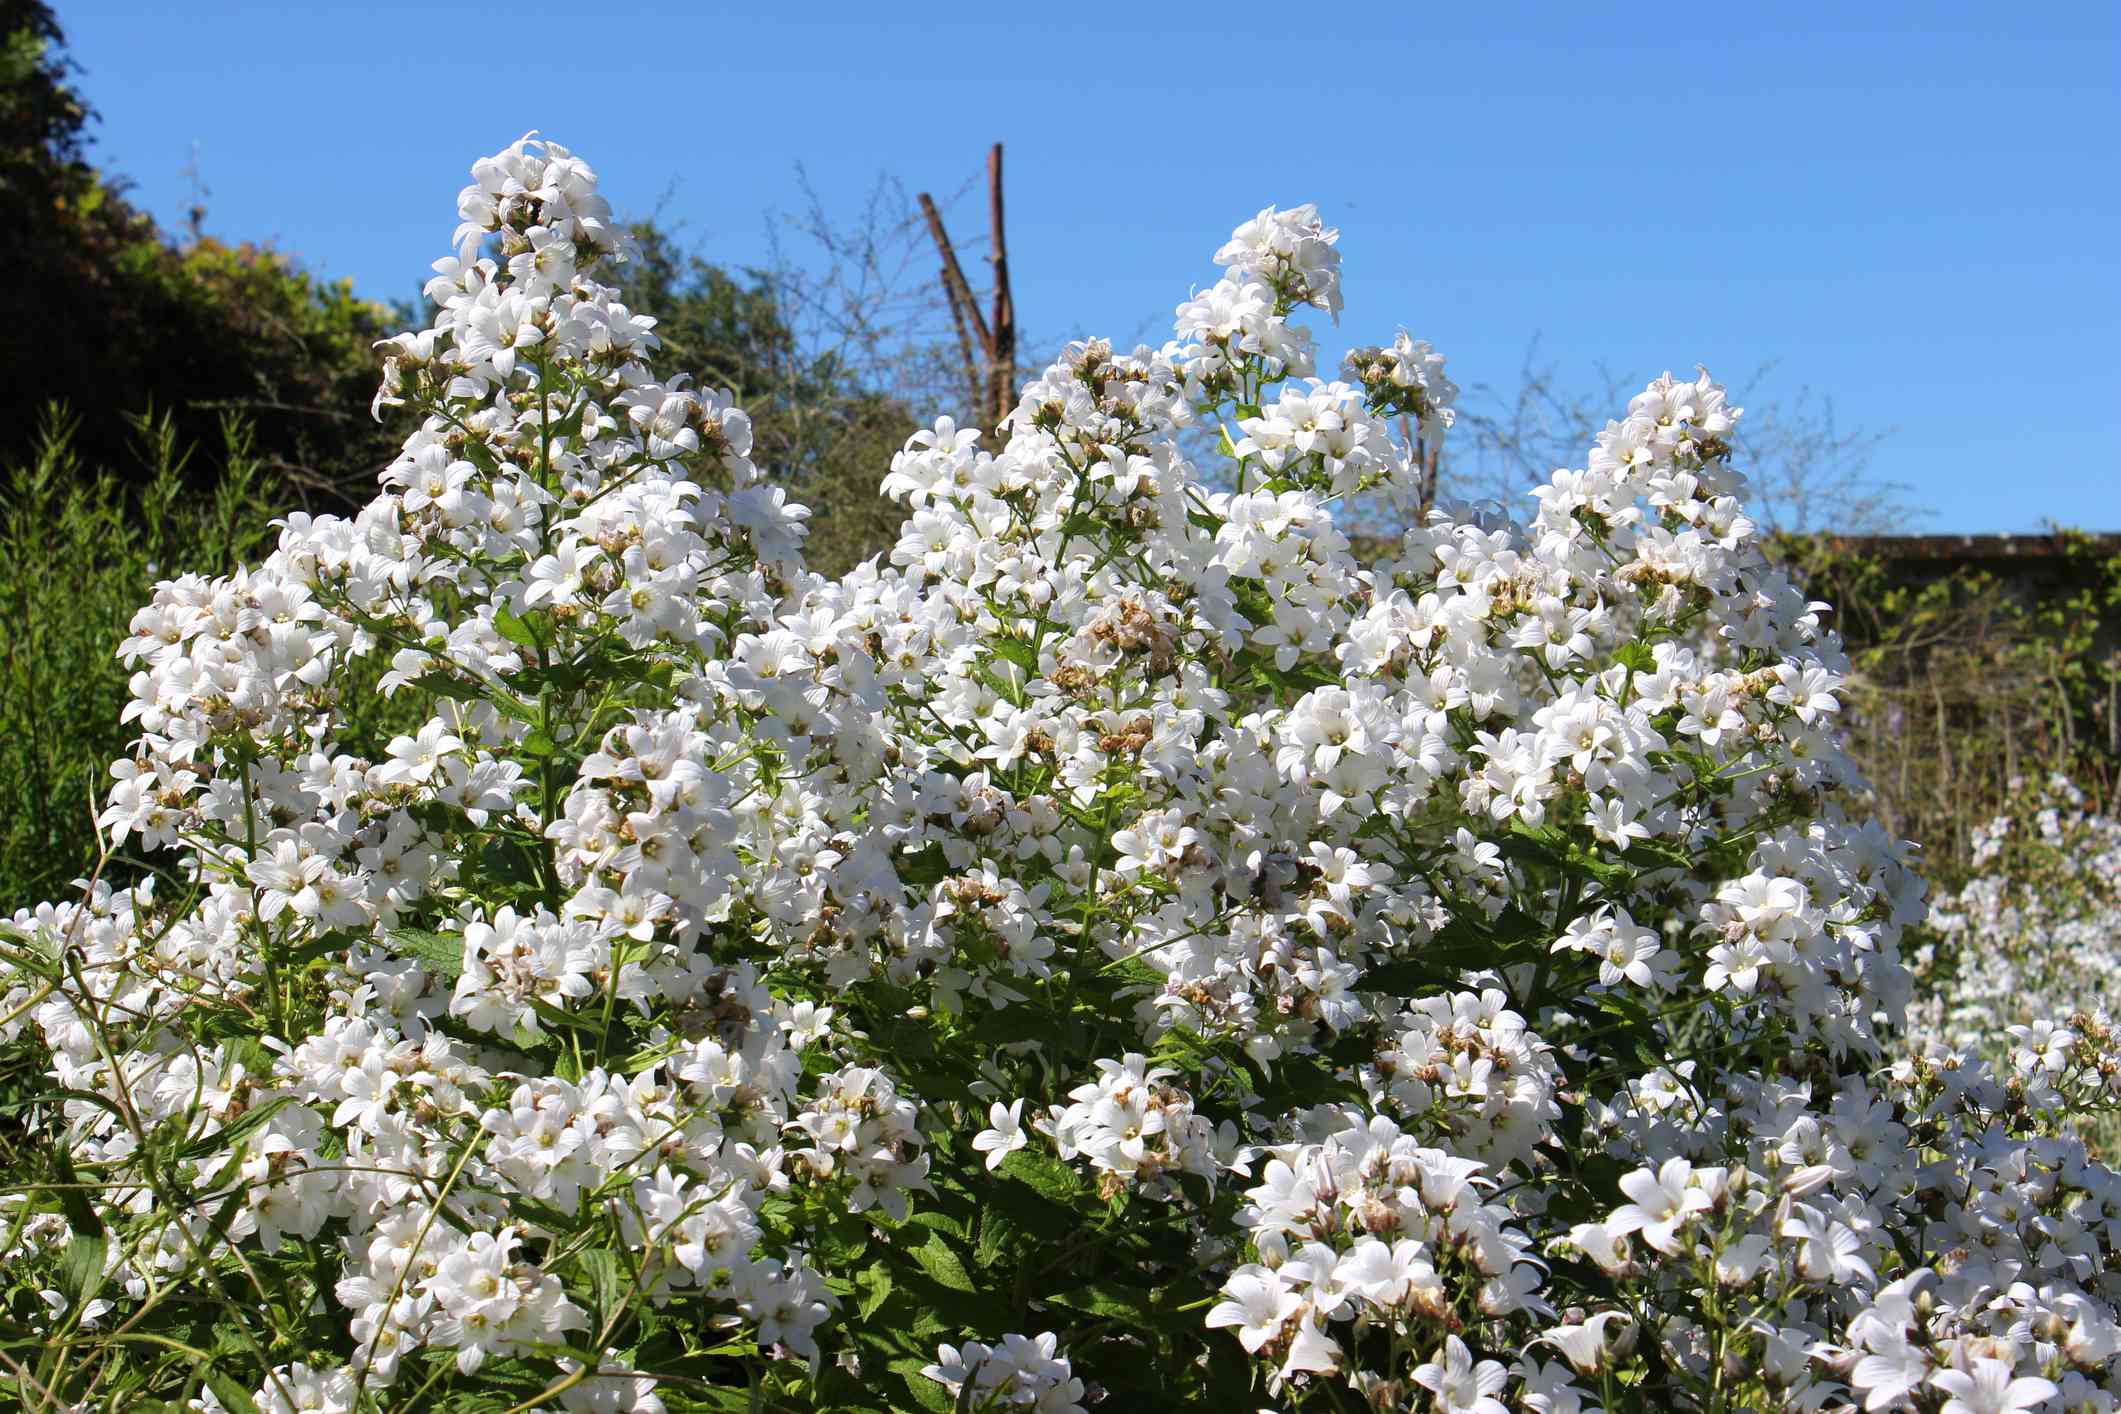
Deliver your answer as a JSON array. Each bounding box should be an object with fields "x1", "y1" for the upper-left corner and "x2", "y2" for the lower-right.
[
  {"x1": 2, "y1": 3, "x2": 406, "y2": 498},
  {"x1": 2, "y1": 136, "x2": 2116, "y2": 1413}
]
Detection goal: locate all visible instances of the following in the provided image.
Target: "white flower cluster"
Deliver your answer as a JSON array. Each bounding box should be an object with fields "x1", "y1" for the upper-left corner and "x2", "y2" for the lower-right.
[
  {"x1": 10, "y1": 137, "x2": 832, "y2": 1402},
  {"x1": 6, "y1": 136, "x2": 2118, "y2": 1411},
  {"x1": 1915, "y1": 773, "x2": 2121, "y2": 1064},
  {"x1": 1209, "y1": 1110, "x2": 1545, "y2": 1396},
  {"x1": 1363, "y1": 987, "x2": 1562, "y2": 1169},
  {"x1": 1344, "y1": 330, "x2": 1459, "y2": 445},
  {"x1": 1042, "y1": 1052, "x2": 1224, "y2": 1199},
  {"x1": 1554, "y1": 1040, "x2": 2121, "y2": 1412},
  {"x1": 920, "y1": 1330, "x2": 1086, "y2": 1413},
  {"x1": 787, "y1": 1063, "x2": 931, "y2": 1220},
  {"x1": 1169, "y1": 202, "x2": 1337, "y2": 406}
]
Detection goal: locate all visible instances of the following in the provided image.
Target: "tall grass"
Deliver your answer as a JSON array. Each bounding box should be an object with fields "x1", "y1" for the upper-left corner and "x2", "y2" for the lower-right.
[{"x1": 0, "y1": 410, "x2": 280, "y2": 904}]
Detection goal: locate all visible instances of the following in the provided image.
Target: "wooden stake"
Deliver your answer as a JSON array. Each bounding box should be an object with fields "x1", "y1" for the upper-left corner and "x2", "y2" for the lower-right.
[
  {"x1": 918, "y1": 144, "x2": 1017, "y2": 444},
  {"x1": 917, "y1": 192, "x2": 990, "y2": 423},
  {"x1": 986, "y1": 143, "x2": 1015, "y2": 431}
]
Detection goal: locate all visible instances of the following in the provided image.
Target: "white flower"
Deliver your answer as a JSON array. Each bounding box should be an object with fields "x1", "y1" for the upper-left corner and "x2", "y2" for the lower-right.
[
  {"x1": 1781, "y1": 1203, "x2": 1877, "y2": 1288},
  {"x1": 1206, "y1": 1266, "x2": 1302, "y2": 1354},
  {"x1": 972, "y1": 1099, "x2": 1029, "y2": 1171},
  {"x1": 1930, "y1": 1360, "x2": 2059, "y2": 1414},
  {"x1": 1411, "y1": 1335, "x2": 1509, "y2": 1414},
  {"x1": 1538, "y1": 1311, "x2": 1632, "y2": 1376},
  {"x1": 1606, "y1": 1158, "x2": 1712, "y2": 1256}
]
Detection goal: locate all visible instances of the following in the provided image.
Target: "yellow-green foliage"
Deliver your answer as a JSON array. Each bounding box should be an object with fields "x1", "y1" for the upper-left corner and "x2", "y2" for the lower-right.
[
  {"x1": 0, "y1": 413, "x2": 424, "y2": 904},
  {"x1": 1773, "y1": 532, "x2": 2121, "y2": 877}
]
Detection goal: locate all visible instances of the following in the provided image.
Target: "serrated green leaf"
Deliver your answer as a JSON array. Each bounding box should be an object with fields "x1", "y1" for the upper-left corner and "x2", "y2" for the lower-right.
[
  {"x1": 972, "y1": 1209, "x2": 1016, "y2": 1269},
  {"x1": 998, "y1": 1149, "x2": 1081, "y2": 1205},
  {"x1": 578, "y1": 1248, "x2": 621, "y2": 1319},
  {"x1": 1047, "y1": 1279, "x2": 1158, "y2": 1322},
  {"x1": 856, "y1": 1264, "x2": 893, "y2": 1321},
  {"x1": 889, "y1": 1358, "x2": 953, "y2": 1412},
  {"x1": 905, "y1": 1208, "x2": 969, "y2": 1240},
  {"x1": 204, "y1": 1368, "x2": 262, "y2": 1414},
  {"x1": 988, "y1": 635, "x2": 1039, "y2": 675},
  {"x1": 386, "y1": 926, "x2": 466, "y2": 982},
  {"x1": 57, "y1": 1227, "x2": 107, "y2": 1310},
  {"x1": 491, "y1": 605, "x2": 541, "y2": 648},
  {"x1": 909, "y1": 1232, "x2": 977, "y2": 1294}
]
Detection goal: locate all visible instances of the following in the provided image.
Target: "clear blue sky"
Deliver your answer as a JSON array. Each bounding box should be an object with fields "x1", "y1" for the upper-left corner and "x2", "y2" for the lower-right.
[{"x1": 55, "y1": 2, "x2": 2120, "y2": 533}]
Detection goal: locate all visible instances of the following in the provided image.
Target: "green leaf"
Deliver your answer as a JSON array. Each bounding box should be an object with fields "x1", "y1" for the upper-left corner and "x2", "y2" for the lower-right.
[
  {"x1": 548, "y1": 400, "x2": 589, "y2": 444},
  {"x1": 1614, "y1": 640, "x2": 1656, "y2": 674},
  {"x1": 460, "y1": 439, "x2": 502, "y2": 476},
  {"x1": 989, "y1": 635, "x2": 1039, "y2": 675},
  {"x1": 974, "y1": 1167, "x2": 1085, "y2": 1244},
  {"x1": 578, "y1": 1248, "x2": 622, "y2": 1320},
  {"x1": 897, "y1": 843, "x2": 950, "y2": 889},
  {"x1": 57, "y1": 1227, "x2": 107, "y2": 1310},
  {"x1": 909, "y1": 1232, "x2": 977, "y2": 1294},
  {"x1": 491, "y1": 605, "x2": 541, "y2": 648},
  {"x1": 409, "y1": 669, "x2": 486, "y2": 703},
  {"x1": 171, "y1": 1094, "x2": 300, "y2": 1161},
  {"x1": 1047, "y1": 1279, "x2": 1158, "y2": 1323},
  {"x1": 995, "y1": 1149, "x2": 1082, "y2": 1203},
  {"x1": 283, "y1": 928, "x2": 358, "y2": 966},
  {"x1": 972, "y1": 1210, "x2": 1016, "y2": 1269},
  {"x1": 856, "y1": 1264, "x2": 894, "y2": 1321},
  {"x1": 388, "y1": 926, "x2": 466, "y2": 983},
  {"x1": 526, "y1": 995, "x2": 601, "y2": 1034},
  {"x1": 473, "y1": 835, "x2": 545, "y2": 891},
  {"x1": 1564, "y1": 844, "x2": 1634, "y2": 889},
  {"x1": 50, "y1": 1148, "x2": 107, "y2": 1268},
  {"x1": 888, "y1": 1359, "x2": 953, "y2": 1413},
  {"x1": 204, "y1": 1368, "x2": 262, "y2": 1414},
  {"x1": 1620, "y1": 838, "x2": 1694, "y2": 872},
  {"x1": 905, "y1": 1209, "x2": 969, "y2": 1241},
  {"x1": 971, "y1": 661, "x2": 1024, "y2": 706},
  {"x1": 502, "y1": 1194, "x2": 577, "y2": 1233}
]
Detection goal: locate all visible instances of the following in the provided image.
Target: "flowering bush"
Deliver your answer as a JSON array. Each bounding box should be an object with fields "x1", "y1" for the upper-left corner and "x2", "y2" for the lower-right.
[
  {"x1": 1914, "y1": 775, "x2": 2121, "y2": 1070},
  {"x1": 4, "y1": 136, "x2": 2120, "y2": 1413}
]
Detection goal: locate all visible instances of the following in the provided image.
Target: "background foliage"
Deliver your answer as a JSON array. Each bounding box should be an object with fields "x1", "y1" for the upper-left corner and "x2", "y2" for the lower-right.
[
  {"x1": 1777, "y1": 531, "x2": 2121, "y2": 874},
  {"x1": 0, "y1": 413, "x2": 279, "y2": 904}
]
